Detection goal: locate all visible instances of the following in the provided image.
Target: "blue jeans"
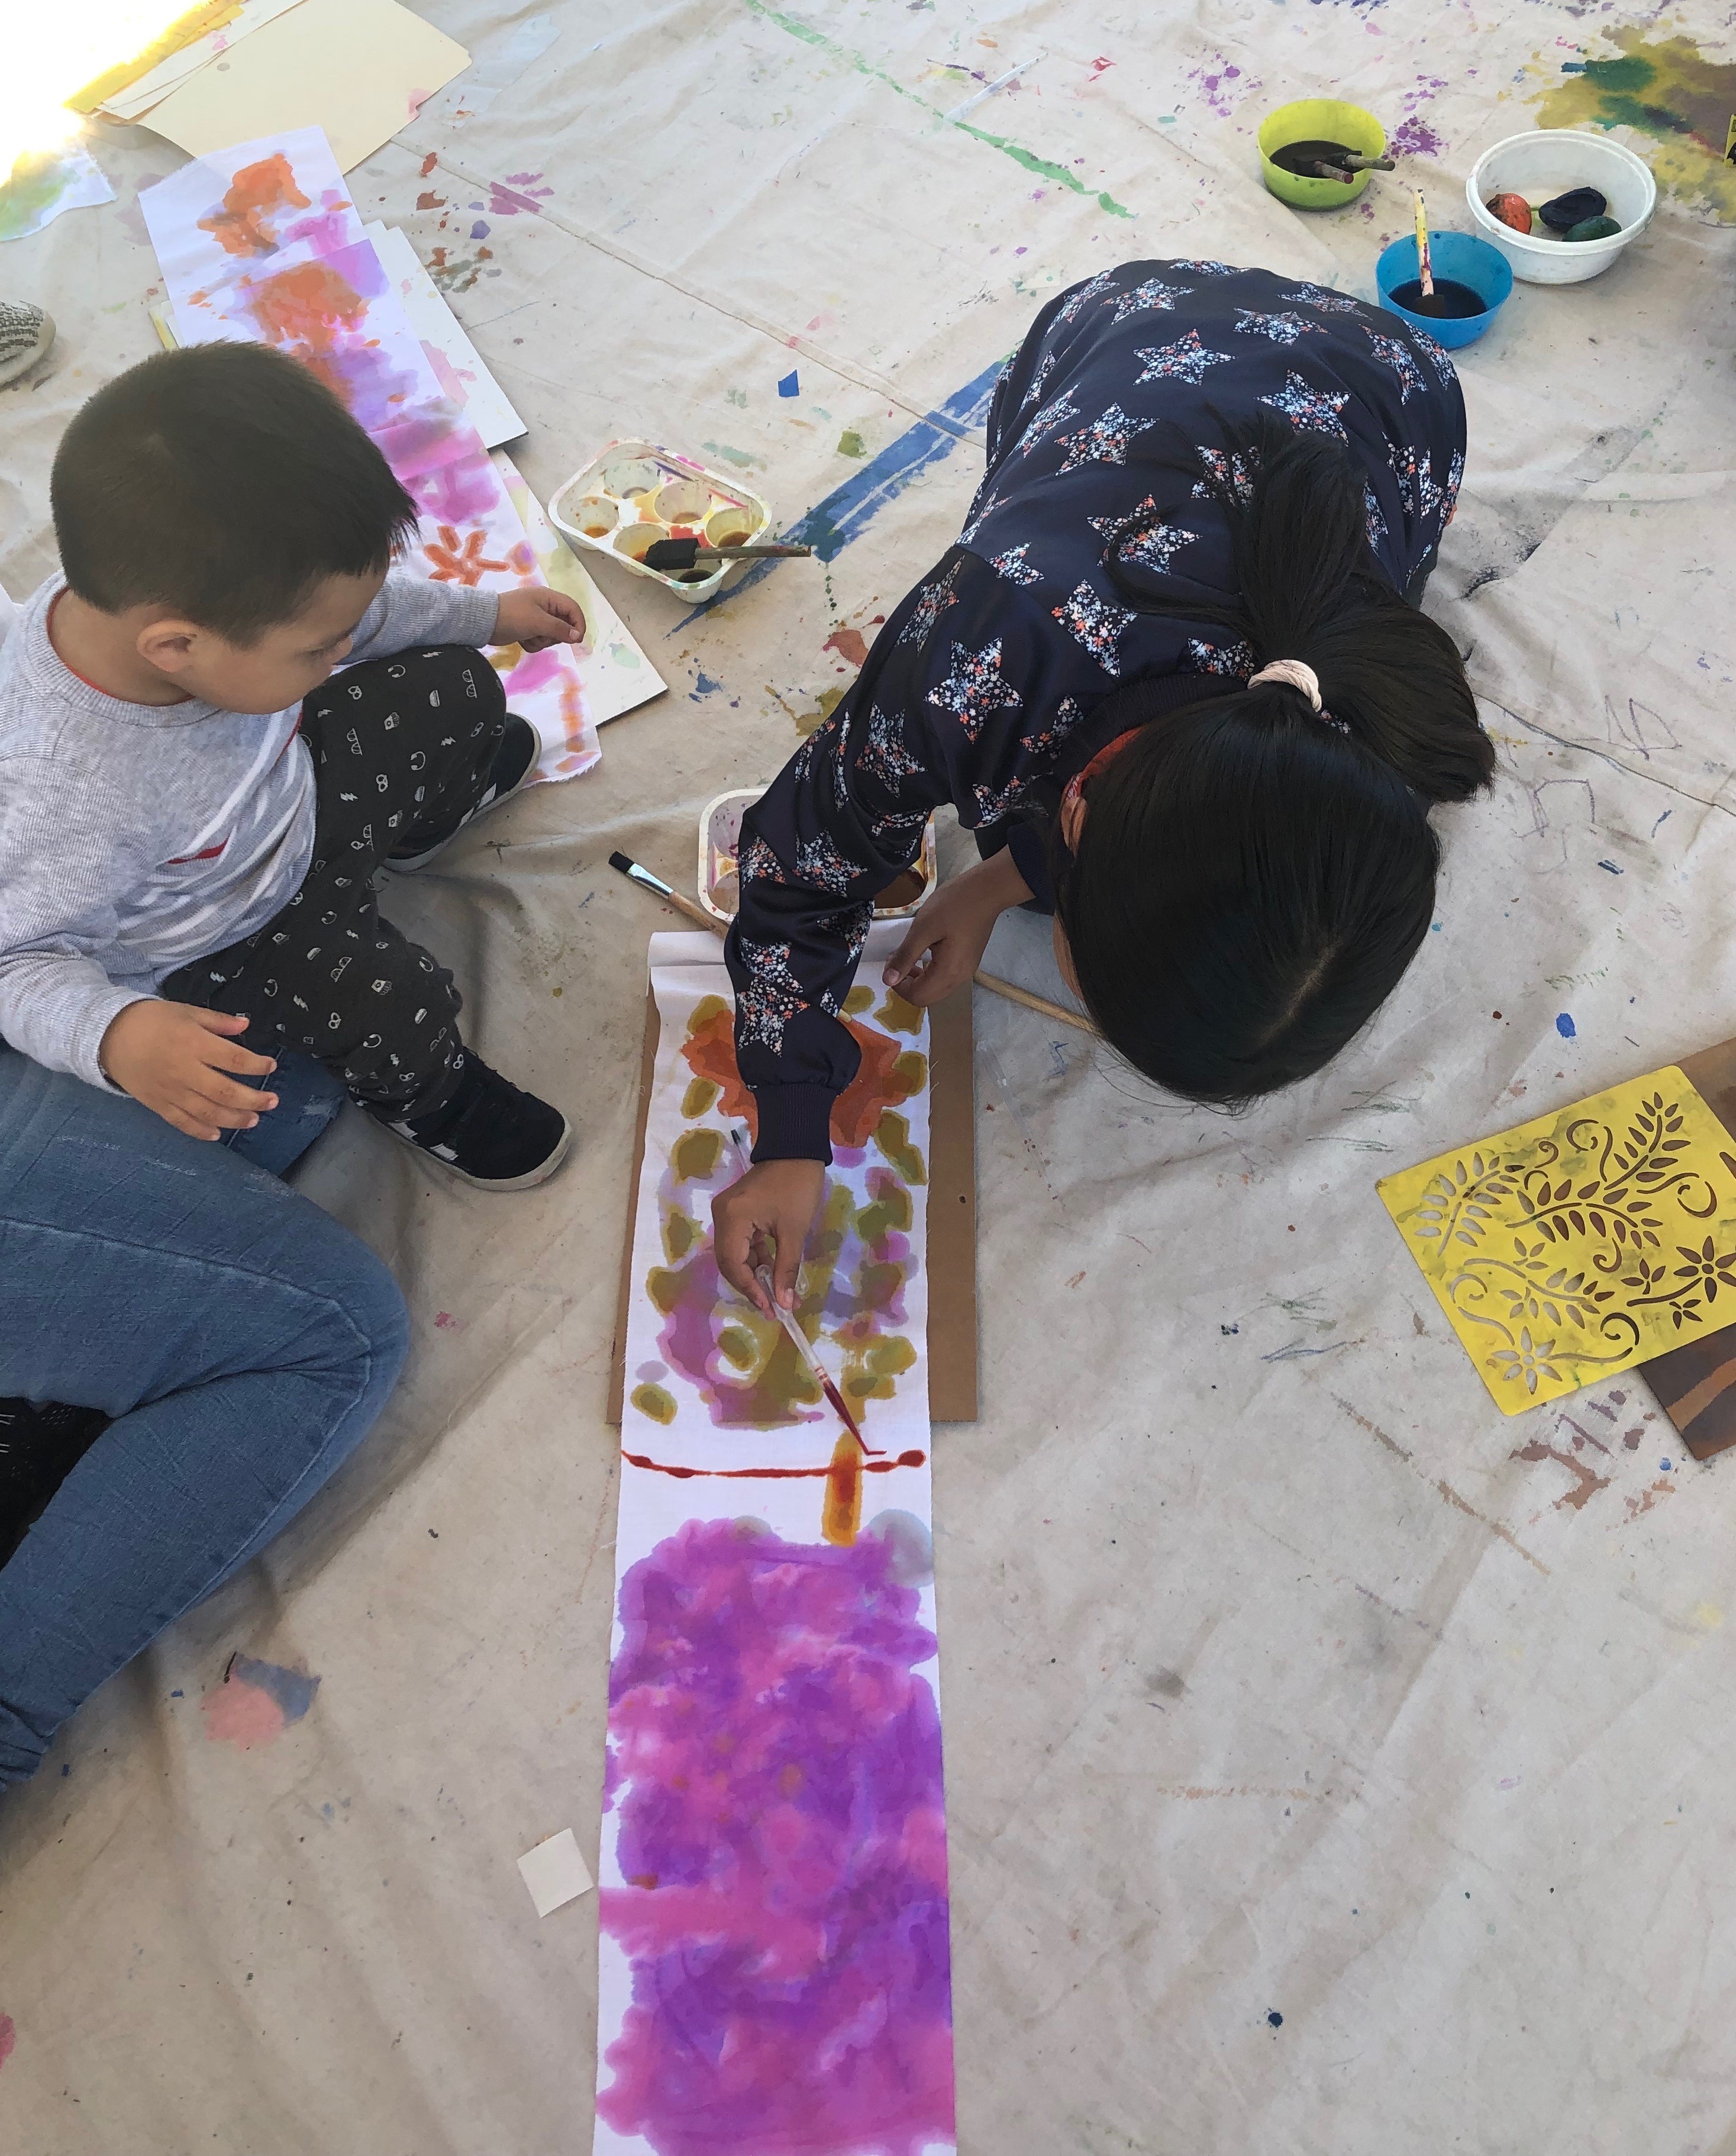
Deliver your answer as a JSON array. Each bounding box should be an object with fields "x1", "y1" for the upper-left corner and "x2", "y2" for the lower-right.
[{"x1": 0, "y1": 1048, "x2": 408, "y2": 1787}]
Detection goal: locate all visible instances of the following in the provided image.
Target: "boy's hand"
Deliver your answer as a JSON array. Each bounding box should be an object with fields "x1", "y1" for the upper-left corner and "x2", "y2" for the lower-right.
[
  {"x1": 491, "y1": 588, "x2": 586, "y2": 652},
  {"x1": 99, "y1": 1000, "x2": 279, "y2": 1141},
  {"x1": 713, "y1": 1159, "x2": 827, "y2": 1318},
  {"x1": 882, "y1": 848, "x2": 1032, "y2": 1007}
]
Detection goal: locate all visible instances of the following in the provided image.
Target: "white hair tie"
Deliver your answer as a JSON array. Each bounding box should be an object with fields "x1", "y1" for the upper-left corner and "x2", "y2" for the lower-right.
[{"x1": 1247, "y1": 658, "x2": 1321, "y2": 711}]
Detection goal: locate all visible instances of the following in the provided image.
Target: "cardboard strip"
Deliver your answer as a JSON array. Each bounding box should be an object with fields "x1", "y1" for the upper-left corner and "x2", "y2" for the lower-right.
[{"x1": 1640, "y1": 1035, "x2": 1736, "y2": 1459}]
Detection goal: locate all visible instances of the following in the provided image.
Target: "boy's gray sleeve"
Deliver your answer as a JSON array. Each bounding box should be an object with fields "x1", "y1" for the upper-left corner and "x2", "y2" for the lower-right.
[
  {"x1": 347, "y1": 574, "x2": 499, "y2": 661},
  {"x1": 0, "y1": 770, "x2": 154, "y2": 1089}
]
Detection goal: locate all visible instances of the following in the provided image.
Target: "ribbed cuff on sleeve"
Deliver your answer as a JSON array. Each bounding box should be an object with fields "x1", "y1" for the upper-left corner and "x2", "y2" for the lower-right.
[{"x1": 750, "y1": 1084, "x2": 837, "y2": 1165}]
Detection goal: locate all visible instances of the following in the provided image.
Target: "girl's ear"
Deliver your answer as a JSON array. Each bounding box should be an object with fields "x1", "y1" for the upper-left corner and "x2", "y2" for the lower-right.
[{"x1": 1059, "y1": 788, "x2": 1088, "y2": 852}]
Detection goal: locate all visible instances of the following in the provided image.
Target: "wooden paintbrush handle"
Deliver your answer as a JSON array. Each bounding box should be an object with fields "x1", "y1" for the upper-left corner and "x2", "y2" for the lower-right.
[
  {"x1": 655, "y1": 885, "x2": 726, "y2": 934},
  {"x1": 973, "y1": 970, "x2": 1097, "y2": 1034}
]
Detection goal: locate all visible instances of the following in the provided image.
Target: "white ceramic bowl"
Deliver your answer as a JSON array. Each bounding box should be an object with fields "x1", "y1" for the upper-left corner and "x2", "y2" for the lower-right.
[{"x1": 1465, "y1": 129, "x2": 1656, "y2": 284}]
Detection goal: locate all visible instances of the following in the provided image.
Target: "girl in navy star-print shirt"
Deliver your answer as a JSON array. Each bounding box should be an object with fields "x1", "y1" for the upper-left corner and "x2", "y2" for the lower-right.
[{"x1": 715, "y1": 257, "x2": 1495, "y2": 1314}]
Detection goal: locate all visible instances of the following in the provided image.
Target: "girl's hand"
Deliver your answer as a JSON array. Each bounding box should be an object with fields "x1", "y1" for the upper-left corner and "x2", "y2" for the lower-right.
[
  {"x1": 491, "y1": 588, "x2": 586, "y2": 651},
  {"x1": 712, "y1": 1158, "x2": 826, "y2": 1317},
  {"x1": 882, "y1": 848, "x2": 1033, "y2": 1006}
]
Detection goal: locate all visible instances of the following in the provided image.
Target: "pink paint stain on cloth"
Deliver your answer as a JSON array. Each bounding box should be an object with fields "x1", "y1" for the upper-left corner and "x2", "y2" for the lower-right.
[
  {"x1": 201, "y1": 1654, "x2": 321, "y2": 1751},
  {"x1": 597, "y1": 1518, "x2": 954, "y2": 2156},
  {"x1": 0, "y1": 2014, "x2": 15, "y2": 2071}
]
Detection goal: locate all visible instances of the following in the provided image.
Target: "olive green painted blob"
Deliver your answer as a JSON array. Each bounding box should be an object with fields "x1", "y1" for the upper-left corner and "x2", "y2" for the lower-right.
[
  {"x1": 1536, "y1": 31, "x2": 1736, "y2": 218},
  {"x1": 873, "y1": 1109, "x2": 927, "y2": 1184},
  {"x1": 682, "y1": 1076, "x2": 721, "y2": 1117},
  {"x1": 630, "y1": 1382, "x2": 677, "y2": 1424},
  {"x1": 672, "y1": 1128, "x2": 724, "y2": 1182}
]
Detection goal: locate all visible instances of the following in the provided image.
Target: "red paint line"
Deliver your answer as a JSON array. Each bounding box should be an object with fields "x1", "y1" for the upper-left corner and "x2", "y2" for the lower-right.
[{"x1": 623, "y1": 1448, "x2": 926, "y2": 1481}]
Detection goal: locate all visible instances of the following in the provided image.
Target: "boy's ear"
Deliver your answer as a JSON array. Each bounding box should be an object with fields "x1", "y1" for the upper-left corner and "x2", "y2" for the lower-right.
[
  {"x1": 135, "y1": 617, "x2": 204, "y2": 676},
  {"x1": 1059, "y1": 789, "x2": 1088, "y2": 851}
]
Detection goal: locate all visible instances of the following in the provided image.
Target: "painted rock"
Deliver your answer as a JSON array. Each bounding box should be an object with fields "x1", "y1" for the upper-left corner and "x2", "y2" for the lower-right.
[
  {"x1": 1538, "y1": 186, "x2": 1608, "y2": 233},
  {"x1": 1485, "y1": 191, "x2": 1534, "y2": 235},
  {"x1": 1563, "y1": 215, "x2": 1622, "y2": 243}
]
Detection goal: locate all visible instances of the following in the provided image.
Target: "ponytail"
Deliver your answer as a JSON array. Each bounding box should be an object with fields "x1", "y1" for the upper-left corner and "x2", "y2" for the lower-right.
[
  {"x1": 1103, "y1": 412, "x2": 1494, "y2": 804},
  {"x1": 1053, "y1": 415, "x2": 1495, "y2": 1106}
]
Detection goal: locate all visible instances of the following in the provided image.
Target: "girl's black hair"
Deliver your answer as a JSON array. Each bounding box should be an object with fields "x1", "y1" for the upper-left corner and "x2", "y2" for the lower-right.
[{"x1": 1054, "y1": 412, "x2": 1494, "y2": 1106}]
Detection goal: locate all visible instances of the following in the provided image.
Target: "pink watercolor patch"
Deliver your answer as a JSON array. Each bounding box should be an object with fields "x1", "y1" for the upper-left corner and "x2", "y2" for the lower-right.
[
  {"x1": 0, "y1": 2013, "x2": 15, "y2": 2071},
  {"x1": 201, "y1": 1654, "x2": 320, "y2": 1751}
]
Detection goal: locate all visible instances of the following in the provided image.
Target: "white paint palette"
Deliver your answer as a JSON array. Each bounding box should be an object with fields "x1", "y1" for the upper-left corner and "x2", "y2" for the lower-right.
[
  {"x1": 550, "y1": 438, "x2": 772, "y2": 598},
  {"x1": 698, "y1": 786, "x2": 938, "y2": 923}
]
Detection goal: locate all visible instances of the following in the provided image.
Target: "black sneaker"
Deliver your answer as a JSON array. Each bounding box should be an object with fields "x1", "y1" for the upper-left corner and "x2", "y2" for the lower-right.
[
  {"x1": 0, "y1": 1398, "x2": 108, "y2": 1570},
  {"x1": 387, "y1": 713, "x2": 540, "y2": 872},
  {"x1": 367, "y1": 1054, "x2": 572, "y2": 1189}
]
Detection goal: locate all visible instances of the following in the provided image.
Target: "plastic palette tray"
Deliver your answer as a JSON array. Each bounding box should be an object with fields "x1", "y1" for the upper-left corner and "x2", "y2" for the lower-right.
[
  {"x1": 548, "y1": 440, "x2": 772, "y2": 599},
  {"x1": 698, "y1": 787, "x2": 938, "y2": 925}
]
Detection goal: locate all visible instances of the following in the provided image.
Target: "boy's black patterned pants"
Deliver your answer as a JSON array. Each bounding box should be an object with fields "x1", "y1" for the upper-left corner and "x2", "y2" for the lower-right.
[{"x1": 162, "y1": 644, "x2": 507, "y2": 1115}]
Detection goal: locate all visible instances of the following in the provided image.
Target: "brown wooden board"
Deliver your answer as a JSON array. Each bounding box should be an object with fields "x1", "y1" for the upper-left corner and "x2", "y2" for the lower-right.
[
  {"x1": 1638, "y1": 1035, "x2": 1736, "y2": 1460},
  {"x1": 607, "y1": 980, "x2": 978, "y2": 1425}
]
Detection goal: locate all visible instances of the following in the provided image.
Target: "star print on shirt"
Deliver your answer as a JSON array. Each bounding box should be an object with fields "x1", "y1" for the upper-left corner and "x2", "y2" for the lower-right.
[
  {"x1": 1278, "y1": 285, "x2": 1367, "y2": 317},
  {"x1": 1364, "y1": 483, "x2": 1389, "y2": 555},
  {"x1": 927, "y1": 637, "x2": 1023, "y2": 740},
  {"x1": 1111, "y1": 276, "x2": 1190, "y2": 321},
  {"x1": 972, "y1": 776, "x2": 1030, "y2": 825},
  {"x1": 1119, "y1": 519, "x2": 1202, "y2": 574},
  {"x1": 989, "y1": 543, "x2": 1041, "y2": 586},
  {"x1": 1443, "y1": 449, "x2": 1464, "y2": 525},
  {"x1": 1054, "y1": 269, "x2": 1117, "y2": 325},
  {"x1": 1169, "y1": 259, "x2": 1238, "y2": 275},
  {"x1": 793, "y1": 831, "x2": 860, "y2": 896},
  {"x1": 1020, "y1": 388, "x2": 1082, "y2": 456},
  {"x1": 898, "y1": 559, "x2": 961, "y2": 645},
  {"x1": 737, "y1": 938, "x2": 808, "y2": 1052},
  {"x1": 1408, "y1": 322, "x2": 1457, "y2": 386},
  {"x1": 860, "y1": 703, "x2": 922, "y2": 788},
  {"x1": 1134, "y1": 331, "x2": 1234, "y2": 385},
  {"x1": 1020, "y1": 695, "x2": 1090, "y2": 758},
  {"x1": 1088, "y1": 495, "x2": 1162, "y2": 542},
  {"x1": 1364, "y1": 329, "x2": 1426, "y2": 401},
  {"x1": 1052, "y1": 580, "x2": 1138, "y2": 674},
  {"x1": 1389, "y1": 443, "x2": 1443, "y2": 526},
  {"x1": 814, "y1": 904, "x2": 872, "y2": 999},
  {"x1": 1017, "y1": 348, "x2": 1059, "y2": 415},
  {"x1": 1233, "y1": 308, "x2": 1324, "y2": 346},
  {"x1": 1056, "y1": 402, "x2": 1147, "y2": 473},
  {"x1": 1185, "y1": 637, "x2": 1255, "y2": 677},
  {"x1": 738, "y1": 833, "x2": 784, "y2": 887},
  {"x1": 1259, "y1": 372, "x2": 1351, "y2": 443},
  {"x1": 1192, "y1": 447, "x2": 1258, "y2": 502}
]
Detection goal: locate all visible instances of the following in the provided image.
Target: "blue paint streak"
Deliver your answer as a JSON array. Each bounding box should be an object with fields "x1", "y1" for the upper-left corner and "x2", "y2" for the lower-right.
[
  {"x1": 777, "y1": 370, "x2": 800, "y2": 398},
  {"x1": 1597, "y1": 859, "x2": 1622, "y2": 875},
  {"x1": 672, "y1": 356, "x2": 1005, "y2": 632},
  {"x1": 1556, "y1": 1012, "x2": 1577, "y2": 1041},
  {"x1": 230, "y1": 1652, "x2": 320, "y2": 1723},
  {"x1": 690, "y1": 670, "x2": 724, "y2": 699}
]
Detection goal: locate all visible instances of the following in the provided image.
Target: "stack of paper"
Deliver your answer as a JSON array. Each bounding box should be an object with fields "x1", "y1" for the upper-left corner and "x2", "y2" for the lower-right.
[{"x1": 102, "y1": 0, "x2": 469, "y2": 175}]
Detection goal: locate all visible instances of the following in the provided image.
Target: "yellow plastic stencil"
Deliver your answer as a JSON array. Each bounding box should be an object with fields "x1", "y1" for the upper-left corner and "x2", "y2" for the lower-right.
[{"x1": 1379, "y1": 1067, "x2": 1736, "y2": 1413}]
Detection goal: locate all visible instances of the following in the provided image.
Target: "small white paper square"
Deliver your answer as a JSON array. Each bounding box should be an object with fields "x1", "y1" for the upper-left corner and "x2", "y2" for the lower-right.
[{"x1": 517, "y1": 1828, "x2": 594, "y2": 1918}]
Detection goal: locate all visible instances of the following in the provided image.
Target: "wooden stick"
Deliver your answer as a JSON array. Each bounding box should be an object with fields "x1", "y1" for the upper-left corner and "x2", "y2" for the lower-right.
[{"x1": 973, "y1": 969, "x2": 1097, "y2": 1035}]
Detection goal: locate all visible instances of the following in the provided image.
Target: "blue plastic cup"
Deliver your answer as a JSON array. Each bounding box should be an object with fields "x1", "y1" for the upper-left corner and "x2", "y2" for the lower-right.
[{"x1": 1375, "y1": 231, "x2": 1514, "y2": 349}]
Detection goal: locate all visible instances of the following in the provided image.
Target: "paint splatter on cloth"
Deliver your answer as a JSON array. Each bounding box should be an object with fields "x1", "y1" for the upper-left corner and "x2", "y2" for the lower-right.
[{"x1": 729, "y1": 260, "x2": 1462, "y2": 1160}]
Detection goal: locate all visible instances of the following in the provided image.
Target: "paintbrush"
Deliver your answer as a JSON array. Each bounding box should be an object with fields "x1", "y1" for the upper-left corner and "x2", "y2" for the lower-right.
[
  {"x1": 1414, "y1": 187, "x2": 1435, "y2": 299},
  {"x1": 725, "y1": 1125, "x2": 879, "y2": 1453},
  {"x1": 609, "y1": 850, "x2": 725, "y2": 934},
  {"x1": 643, "y1": 536, "x2": 813, "y2": 572}
]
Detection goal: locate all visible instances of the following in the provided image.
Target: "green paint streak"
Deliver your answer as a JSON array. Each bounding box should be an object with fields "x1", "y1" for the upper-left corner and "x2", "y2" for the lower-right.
[
  {"x1": 741, "y1": 0, "x2": 1133, "y2": 218},
  {"x1": 702, "y1": 440, "x2": 761, "y2": 468},
  {"x1": 837, "y1": 428, "x2": 867, "y2": 458}
]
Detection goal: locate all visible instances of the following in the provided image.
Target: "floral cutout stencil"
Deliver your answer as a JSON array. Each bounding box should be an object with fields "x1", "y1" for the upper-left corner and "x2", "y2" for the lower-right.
[{"x1": 1379, "y1": 1069, "x2": 1736, "y2": 1413}]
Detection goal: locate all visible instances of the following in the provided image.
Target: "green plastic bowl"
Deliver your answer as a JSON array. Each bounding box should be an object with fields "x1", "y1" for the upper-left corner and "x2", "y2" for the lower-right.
[{"x1": 1259, "y1": 99, "x2": 1387, "y2": 211}]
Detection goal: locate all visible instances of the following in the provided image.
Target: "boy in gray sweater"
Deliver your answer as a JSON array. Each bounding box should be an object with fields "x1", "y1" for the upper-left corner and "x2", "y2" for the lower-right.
[{"x1": 0, "y1": 343, "x2": 582, "y2": 1189}]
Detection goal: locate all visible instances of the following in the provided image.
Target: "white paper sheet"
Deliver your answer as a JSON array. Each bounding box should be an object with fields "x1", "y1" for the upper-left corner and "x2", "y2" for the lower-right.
[
  {"x1": 597, "y1": 925, "x2": 955, "y2": 2155},
  {"x1": 364, "y1": 221, "x2": 525, "y2": 450}
]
